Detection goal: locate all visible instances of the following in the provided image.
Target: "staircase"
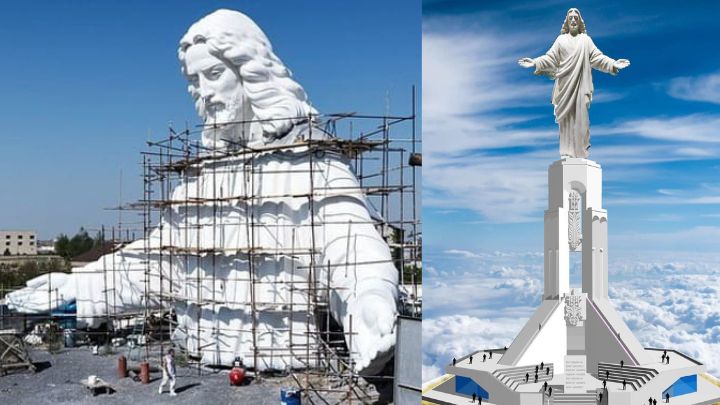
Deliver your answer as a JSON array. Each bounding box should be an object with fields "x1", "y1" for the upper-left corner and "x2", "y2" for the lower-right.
[
  {"x1": 597, "y1": 362, "x2": 658, "y2": 390},
  {"x1": 551, "y1": 392, "x2": 598, "y2": 404},
  {"x1": 492, "y1": 363, "x2": 554, "y2": 390}
]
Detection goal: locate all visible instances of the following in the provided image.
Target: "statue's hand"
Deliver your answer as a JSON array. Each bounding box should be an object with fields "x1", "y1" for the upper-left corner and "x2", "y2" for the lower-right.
[
  {"x1": 350, "y1": 288, "x2": 397, "y2": 372},
  {"x1": 518, "y1": 57, "x2": 535, "y2": 68},
  {"x1": 614, "y1": 59, "x2": 630, "y2": 70}
]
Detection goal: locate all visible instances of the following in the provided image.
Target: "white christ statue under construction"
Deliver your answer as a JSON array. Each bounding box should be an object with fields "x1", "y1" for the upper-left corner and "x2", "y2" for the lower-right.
[
  {"x1": 519, "y1": 8, "x2": 630, "y2": 158},
  {"x1": 6, "y1": 9, "x2": 398, "y2": 376}
]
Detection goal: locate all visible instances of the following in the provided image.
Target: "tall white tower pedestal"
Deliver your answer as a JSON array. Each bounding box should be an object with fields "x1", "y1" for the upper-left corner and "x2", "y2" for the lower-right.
[
  {"x1": 501, "y1": 158, "x2": 652, "y2": 373},
  {"x1": 546, "y1": 158, "x2": 606, "y2": 300}
]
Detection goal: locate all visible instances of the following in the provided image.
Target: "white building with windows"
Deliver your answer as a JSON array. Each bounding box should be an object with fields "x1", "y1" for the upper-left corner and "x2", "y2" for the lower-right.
[{"x1": 1, "y1": 230, "x2": 38, "y2": 256}]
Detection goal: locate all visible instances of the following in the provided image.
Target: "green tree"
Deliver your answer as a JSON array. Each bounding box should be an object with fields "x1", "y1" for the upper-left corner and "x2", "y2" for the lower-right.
[
  {"x1": 54, "y1": 228, "x2": 96, "y2": 260},
  {"x1": 54, "y1": 234, "x2": 70, "y2": 259}
]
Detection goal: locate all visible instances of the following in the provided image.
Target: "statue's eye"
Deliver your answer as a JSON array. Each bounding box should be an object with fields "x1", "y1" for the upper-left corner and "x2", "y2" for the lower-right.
[
  {"x1": 188, "y1": 75, "x2": 199, "y2": 86},
  {"x1": 207, "y1": 66, "x2": 225, "y2": 80}
]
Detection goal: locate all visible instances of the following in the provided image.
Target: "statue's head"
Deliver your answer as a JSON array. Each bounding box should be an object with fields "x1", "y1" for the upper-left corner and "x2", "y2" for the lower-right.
[
  {"x1": 560, "y1": 8, "x2": 586, "y2": 36},
  {"x1": 179, "y1": 9, "x2": 317, "y2": 149}
]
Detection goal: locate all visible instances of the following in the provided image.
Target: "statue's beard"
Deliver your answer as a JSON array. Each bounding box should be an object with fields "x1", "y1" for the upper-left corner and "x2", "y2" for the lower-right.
[
  {"x1": 569, "y1": 25, "x2": 579, "y2": 35},
  {"x1": 198, "y1": 97, "x2": 242, "y2": 125},
  {"x1": 199, "y1": 97, "x2": 262, "y2": 149}
]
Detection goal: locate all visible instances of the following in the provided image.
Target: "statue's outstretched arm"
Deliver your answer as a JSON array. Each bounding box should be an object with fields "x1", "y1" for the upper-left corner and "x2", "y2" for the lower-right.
[
  {"x1": 315, "y1": 161, "x2": 398, "y2": 374},
  {"x1": 589, "y1": 40, "x2": 630, "y2": 74},
  {"x1": 520, "y1": 37, "x2": 561, "y2": 78}
]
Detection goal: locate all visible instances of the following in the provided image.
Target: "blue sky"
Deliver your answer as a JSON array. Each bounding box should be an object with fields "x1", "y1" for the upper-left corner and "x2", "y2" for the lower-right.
[
  {"x1": 0, "y1": 0, "x2": 420, "y2": 239},
  {"x1": 423, "y1": 0, "x2": 720, "y2": 383},
  {"x1": 424, "y1": 0, "x2": 720, "y2": 255}
]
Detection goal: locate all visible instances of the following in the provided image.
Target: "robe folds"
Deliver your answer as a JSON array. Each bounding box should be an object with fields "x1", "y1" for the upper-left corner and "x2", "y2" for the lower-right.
[{"x1": 533, "y1": 33, "x2": 617, "y2": 158}]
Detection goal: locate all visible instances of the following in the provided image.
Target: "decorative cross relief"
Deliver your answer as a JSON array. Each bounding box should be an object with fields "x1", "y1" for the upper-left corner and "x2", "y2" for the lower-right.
[
  {"x1": 568, "y1": 190, "x2": 582, "y2": 251},
  {"x1": 563, "y1": 289, "x2": 587, "y2": 327}
]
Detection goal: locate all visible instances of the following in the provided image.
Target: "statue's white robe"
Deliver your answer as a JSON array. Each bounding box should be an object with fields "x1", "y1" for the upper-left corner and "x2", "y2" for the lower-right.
[{"x1": 533, "y1": 33, "x2": 617, "y2": 158}]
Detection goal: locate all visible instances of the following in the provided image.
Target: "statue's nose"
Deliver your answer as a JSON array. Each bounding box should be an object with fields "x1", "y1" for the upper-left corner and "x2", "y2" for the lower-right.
[{"x1": 203, "y1": 94, "x2": 213, "y2": 104}]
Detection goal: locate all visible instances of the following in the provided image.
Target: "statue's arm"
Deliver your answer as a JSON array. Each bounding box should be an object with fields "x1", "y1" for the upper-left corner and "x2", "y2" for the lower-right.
[
  {"x1": 316, "y1": 160, "x2": 398, "y2": 372},
  {"x1": 589, "y1": 39, "x2": 630, "y2": 74},
  {"x1": 519, "y1": 37, "x2": 561, "y2": 78}
]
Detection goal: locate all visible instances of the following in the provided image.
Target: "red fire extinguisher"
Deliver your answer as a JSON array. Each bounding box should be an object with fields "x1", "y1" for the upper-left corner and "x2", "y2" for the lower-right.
[{"x1": 229, "y1": 357, "x2": 246, "y2": 386}]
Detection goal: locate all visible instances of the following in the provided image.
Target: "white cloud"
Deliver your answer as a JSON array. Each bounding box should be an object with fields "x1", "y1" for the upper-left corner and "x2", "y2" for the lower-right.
[
  {"x1": 595, "y1": 114, "x2": 720, "y2": 144},
  {"x1": 423, "y1": 315, "x2": 525, "y2": 382},
  {"x1": 444, "y1": 249, "x2": 483, "y2": 259},
  {"x1": 668, "y1": 72, "x2": 720, "y2": 104},
  {"x1": 422, "y1": 25, "x2": 557, "y2": 223}
]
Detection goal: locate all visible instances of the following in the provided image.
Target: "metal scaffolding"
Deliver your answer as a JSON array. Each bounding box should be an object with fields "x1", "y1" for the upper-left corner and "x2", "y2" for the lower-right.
[{"x1": 0, "y1": 89, "x2": 421, "y2": 404}]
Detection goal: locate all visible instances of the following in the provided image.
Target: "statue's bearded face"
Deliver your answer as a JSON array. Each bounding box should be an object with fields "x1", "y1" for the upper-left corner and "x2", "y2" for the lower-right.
[
  {"x1": 567, "y1": 10, "x2": 580, "y2": 35},
  {"x1": 184, "y1": 43, "x2": 246, "y2": 126}
]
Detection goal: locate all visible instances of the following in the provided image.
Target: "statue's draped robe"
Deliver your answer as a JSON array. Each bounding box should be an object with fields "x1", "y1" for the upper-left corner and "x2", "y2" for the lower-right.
[{"x1": 533, "y1": 33, "x2": 617, "y2": 158}]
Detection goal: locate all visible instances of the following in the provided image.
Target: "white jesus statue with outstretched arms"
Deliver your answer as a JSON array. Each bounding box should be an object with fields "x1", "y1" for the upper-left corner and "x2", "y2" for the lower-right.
[{"x1": 519, "y1": 8, "x2": 630, "y2": 158}]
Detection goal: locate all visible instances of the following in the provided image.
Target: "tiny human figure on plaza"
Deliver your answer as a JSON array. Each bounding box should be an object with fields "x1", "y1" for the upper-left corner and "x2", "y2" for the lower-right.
[
  {"x1": 541, "y1": 361, "x2": 544, "y2": 369},
  {"x1": 548, "y1": 387, "x2": 553, "y2": 396},
  {"x1": 606, "y1": 370, "x2": 609, "y2": 379},
  {"x1": 525, "y1": 372, "x2": 529, "y2": 382},
  {"x1": 534, "y1": 373, "x2": 538, "y2": 383},
  {"x1": 544, "y1": 381, "x2": 548, "y2": 392},
  {"x1": 620, "y1": 360, "x2": 624, "y2": 367},
  {"x1": 472, "y1": 393, "x2": 476, "y2": 403},
  {"x1": 489, "y1": 351, "x2": 492, "y2": 359},
  {"x1": 666, "y1": 392, "x2": 670, "y2": 403},
  {"x1": 483, "y1": 353, "x2": 487, "y2": 362},
  {"x1": 649, "y1": 397, "x2": 653, "y2": 405},
  {"x1": 599, "y1": 392, "x2": 603, "y2": 402},
  {"x1": 654, "y1": 399, "x2": 658, "y2": 405},
  {"x1": 469, "y1": 355, "x2": 473, "y2": 364},
  {"x1": 622, "y1": 379, "x2": 626, "y2": 390},
  {"x1": 158, "y1": 348, "x2": 177, "y2": 396},
  {"x1": 535, "y1": 365, "x2": 539, "y2": 373},
  {"x1": 479, "y1": 396, "x2": 482, "y2": 404},
  {"x1": 603, "y1": 379, "x2": 606, "y2": 389},
  {"x1": 666, "y1": 355, "x2": 670, "y2": 365},
  {"x1": 453, "y1": 357, "x2": 456, "y2": 366},
  {"x1": 661, "y1": 353, "x2": 666, "y2": 362},
  {"x1": 546, "y1": 367, "x2": 550, "y2": 375}
]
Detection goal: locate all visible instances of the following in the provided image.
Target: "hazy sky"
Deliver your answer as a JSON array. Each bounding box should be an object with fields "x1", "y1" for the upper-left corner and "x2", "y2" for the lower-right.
[{"x1": 0, "y1": 0, "x2": 420, "y2": 239}]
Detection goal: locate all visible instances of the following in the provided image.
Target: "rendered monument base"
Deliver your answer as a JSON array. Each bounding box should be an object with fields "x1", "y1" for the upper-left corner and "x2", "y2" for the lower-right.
[{"x1": 423, "y1": 158, "x2": 720, "y2": 404}]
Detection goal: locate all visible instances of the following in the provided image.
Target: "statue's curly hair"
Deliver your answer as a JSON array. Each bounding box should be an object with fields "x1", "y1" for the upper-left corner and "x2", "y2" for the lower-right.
[
  {"x1": 560, "y1": 8, "x2": 587, "y2": 35},
  {"x1": 178, "y1": 9, "x2": 317, "y2": 144}
]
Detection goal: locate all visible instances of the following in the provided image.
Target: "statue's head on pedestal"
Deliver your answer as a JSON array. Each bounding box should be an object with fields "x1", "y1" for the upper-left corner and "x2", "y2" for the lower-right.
[{"x1": 179, "y1": 9, "x2": 317, "y2": 149}]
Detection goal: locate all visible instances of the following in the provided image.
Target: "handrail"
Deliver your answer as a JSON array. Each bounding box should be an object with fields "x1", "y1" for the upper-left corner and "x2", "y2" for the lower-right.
[
  {"x1": 587, "y1": 298, "x2": 639, "y2": 365},
  {"x1": 645, "y1": 347, "x2": 702, "y2": 366}
]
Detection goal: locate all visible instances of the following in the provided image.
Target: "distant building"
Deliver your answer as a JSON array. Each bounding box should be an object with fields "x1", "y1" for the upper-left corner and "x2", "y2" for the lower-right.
[
  {"x1": 36, "y1": 240, "x2": 56, "y2": 255},
  {"x1": 1, "y1": 230, "x2": 37, "y2": 256}
]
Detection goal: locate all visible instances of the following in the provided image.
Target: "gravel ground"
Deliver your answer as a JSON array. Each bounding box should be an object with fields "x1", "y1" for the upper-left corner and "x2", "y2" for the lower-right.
[{"x1": 0, "y1": 347, "x2": 355, "y2": 404}]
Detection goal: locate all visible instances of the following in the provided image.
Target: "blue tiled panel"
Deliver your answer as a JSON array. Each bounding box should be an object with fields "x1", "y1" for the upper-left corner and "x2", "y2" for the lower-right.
[
  {"x1": 455, "y1": 376, "x2": 489, "y2": 399},
  {"x1": 662, "y1": 374, "x2": 697, "y2": 398}
]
